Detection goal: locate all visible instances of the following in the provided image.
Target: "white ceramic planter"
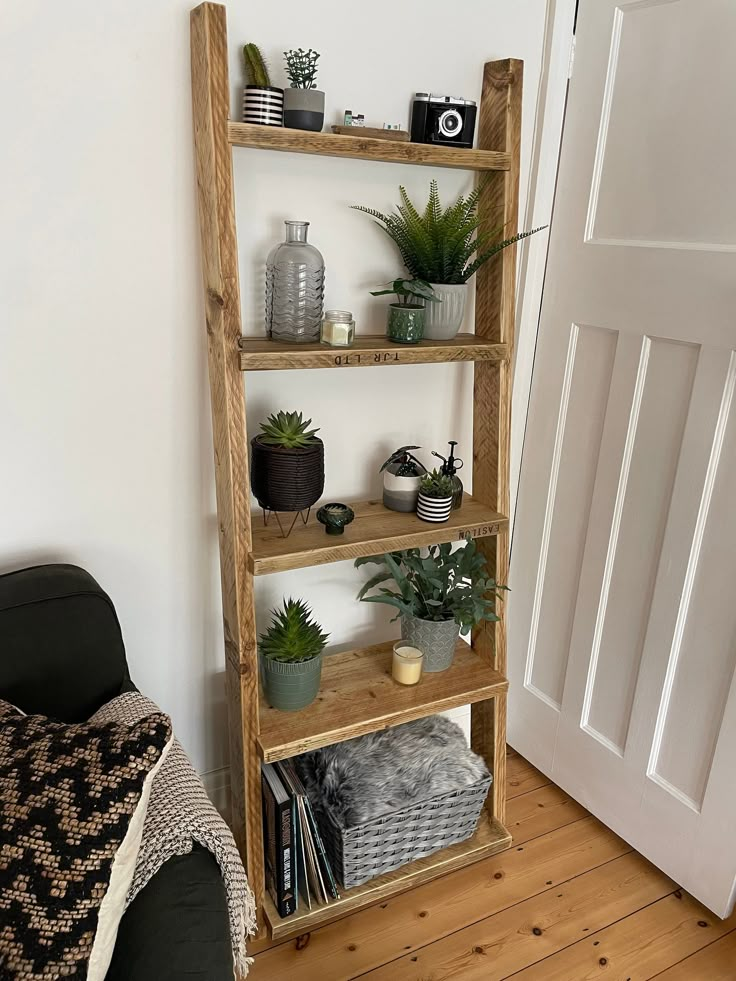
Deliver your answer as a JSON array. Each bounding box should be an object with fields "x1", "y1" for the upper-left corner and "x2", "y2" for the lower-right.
[
  {"x1": 383, "y1": 470, "x2": 423, "y2": 512},
  {"x1": 416, "y1": 492, "x2": 453, "y2": 523},
  {"x1": 424, "y1": 283, "x2": 468, "y2": 340}
]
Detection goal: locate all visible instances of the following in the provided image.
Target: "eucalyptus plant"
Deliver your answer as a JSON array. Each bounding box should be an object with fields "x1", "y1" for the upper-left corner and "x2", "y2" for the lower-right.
[
  {"x1": 355, "y1": 539, "x2": 507, "y2": 633},
  {"x1": 370, "y1": 278, "x2": 437, "y2": 308},
  {"x1": 284, "y1": 48, "x2": 320, "y2": 89},
  {"x1": 243, "y1": 43, "x2": 271, "y2": 87},
  {"x1": 353, "y1": 181, "x2": 545, "y2": 285},
  {"x1": 259, "y1": 598, "x2": 329, "y2": 663}
]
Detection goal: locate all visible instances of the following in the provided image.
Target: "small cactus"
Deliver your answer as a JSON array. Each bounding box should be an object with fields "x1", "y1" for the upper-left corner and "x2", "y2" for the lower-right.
[{"x1": 243, "y1": 43, "x2": 271, "y2": 88}]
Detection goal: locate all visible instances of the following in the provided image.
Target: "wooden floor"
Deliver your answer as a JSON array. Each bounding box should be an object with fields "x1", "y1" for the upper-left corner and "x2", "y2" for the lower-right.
[{"x1": 250, "y1": 749, "x2": 736, "y2": 980}]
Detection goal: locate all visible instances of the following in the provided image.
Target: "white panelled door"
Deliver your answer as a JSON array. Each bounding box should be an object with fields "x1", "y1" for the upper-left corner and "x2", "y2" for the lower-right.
[{"x1": 509, "y1": 0, "x2": 736, "y2": 915}]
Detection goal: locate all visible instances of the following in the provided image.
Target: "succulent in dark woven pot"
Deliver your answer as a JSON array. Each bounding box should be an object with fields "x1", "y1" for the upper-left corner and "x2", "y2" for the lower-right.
[{"x1": 250, "y1": 410, "x2": 325, "y2": 512}]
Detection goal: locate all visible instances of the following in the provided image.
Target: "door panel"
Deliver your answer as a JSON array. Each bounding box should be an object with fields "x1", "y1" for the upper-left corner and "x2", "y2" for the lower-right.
[{"x1": 509, "y1": 0, "x2": 736, "y2": 915}]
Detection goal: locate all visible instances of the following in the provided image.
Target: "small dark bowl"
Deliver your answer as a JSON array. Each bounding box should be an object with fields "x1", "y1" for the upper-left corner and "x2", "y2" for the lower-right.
[{"x1": 316, "y1": 503, "x2": 355, "y2": 536}]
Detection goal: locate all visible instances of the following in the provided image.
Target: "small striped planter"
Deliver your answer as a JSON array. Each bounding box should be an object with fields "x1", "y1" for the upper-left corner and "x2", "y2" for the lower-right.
[
  {"x1": 260, "y1": 653, "x2": 322, "y2": 711},
  {"x1": 416, "y1": 492, "x2": 453, "y2": 523},
  {"x1": 242, "y1": 85, "x2": 283, "y2": 127}
]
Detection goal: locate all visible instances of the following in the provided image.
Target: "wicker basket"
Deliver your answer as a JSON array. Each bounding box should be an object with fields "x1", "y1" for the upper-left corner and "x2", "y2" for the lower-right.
[{"x1": 316, "y1": 772, "x2": 492, "y2": 889}]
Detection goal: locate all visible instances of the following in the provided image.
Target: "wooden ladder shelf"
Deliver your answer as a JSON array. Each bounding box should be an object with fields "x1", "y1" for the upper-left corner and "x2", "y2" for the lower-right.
[{"x1": 191, "y1": 1, "x2": 521, "y2": 945}]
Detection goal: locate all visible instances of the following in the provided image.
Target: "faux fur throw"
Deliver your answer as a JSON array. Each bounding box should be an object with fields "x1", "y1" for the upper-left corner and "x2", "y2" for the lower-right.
[
  {"x1": 296, "y1": 715, "x2": 490, "y2": 828},
  {"x1": 90, "y1": 693, "x2": 256, "y2": 977}
]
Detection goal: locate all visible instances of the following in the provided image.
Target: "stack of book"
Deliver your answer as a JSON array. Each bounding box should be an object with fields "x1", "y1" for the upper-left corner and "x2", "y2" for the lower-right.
[{"x1": 261, "y1": 759, "x2": 340, "y2": 917}]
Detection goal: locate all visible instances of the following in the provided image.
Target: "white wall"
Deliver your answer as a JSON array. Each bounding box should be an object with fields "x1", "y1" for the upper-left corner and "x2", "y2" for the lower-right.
[{"x1": 0, "y1": 0, "x2": 546, "y2": 776}]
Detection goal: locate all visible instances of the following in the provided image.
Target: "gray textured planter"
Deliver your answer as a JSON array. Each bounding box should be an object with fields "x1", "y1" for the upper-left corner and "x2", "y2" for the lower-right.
[
  {"x1": 401, "y1": 614, "x2": 460, "y2": 673},
  {"x1": 260, "y1": 652, "x2": 322, "y2": 711},
  {"x1": 283, "y1": 88, "x2": 325, "y2": 131}
]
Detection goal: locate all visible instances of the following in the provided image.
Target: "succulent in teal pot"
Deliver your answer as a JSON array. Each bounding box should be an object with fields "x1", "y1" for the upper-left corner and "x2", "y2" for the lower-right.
[
  {"x1": 316, "y1": 502, "x2": 355, "y2": 535},
  {"x1": 370, "y1": 278, "x2": 437, "y2": 345},
  {"x1": 259, "y1": 598, "x2": 329, "y2": 711}
]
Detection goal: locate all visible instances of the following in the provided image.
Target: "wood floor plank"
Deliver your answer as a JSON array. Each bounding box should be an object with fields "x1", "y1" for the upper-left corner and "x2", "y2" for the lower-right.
[
  {"x1": 504, "y1": 782, "x2": 587, "y2": 844},
  {"x1": 509, "y1": 891, "x2": 734, "y2": 980},
  {"x1": 356, "y1": 852, "x2": 674, "y2": 980},
  {"x1": 653, "y1": 930, "x2": 736, "y2": 980},
  {"x1": 506, "y1": 753, "x2": 550, "y2": 799},
  {"x1": 253, "y1": 816, "x2": 628, "y2": 980}
]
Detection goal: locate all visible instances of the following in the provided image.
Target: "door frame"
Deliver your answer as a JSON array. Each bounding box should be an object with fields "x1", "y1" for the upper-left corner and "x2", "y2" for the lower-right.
[{"x1": 511, "y1": 0, "x2": 577, "y2": 528}]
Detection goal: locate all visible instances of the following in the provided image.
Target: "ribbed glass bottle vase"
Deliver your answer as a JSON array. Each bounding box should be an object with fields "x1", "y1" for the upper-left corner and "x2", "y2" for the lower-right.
[{"x1": 265, "y1": 221, "x2": 325, "y2": 343}]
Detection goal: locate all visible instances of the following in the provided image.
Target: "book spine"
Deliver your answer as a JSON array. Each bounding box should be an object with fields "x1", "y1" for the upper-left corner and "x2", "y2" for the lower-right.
[
  {"x1": 304, "y1": 797, "x2": 341, "y2": 900},
  {"x1": 277, "y1": 797, "x2": 296, "y2": 917}
]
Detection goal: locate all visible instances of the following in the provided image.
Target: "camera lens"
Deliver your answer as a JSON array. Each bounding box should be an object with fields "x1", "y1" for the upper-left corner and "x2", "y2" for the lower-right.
[{"x1": 438, "y1": 109, "x2": 462, "y2": 138}]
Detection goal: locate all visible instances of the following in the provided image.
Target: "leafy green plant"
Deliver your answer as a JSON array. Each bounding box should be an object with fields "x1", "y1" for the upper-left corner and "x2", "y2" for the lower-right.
[
  {"x1": 380, "y1": 446, "x2": 425, "y2": 477},
  {"x1": 353, "y1": 181, "x2": 546, "y2": 285},
  {"x1": 355, "y1": 539, "x2": 507, "y2": 633},
  {"x1": 370, "y1": 278, "x2": 438, "y2": 308},
  {"x1": 259, "y1": 411, "x2": 320, "y2": 448},
  {"x1": 284, "y1": 48, "x2": 320, "y2": 89},
  {"x1": 243, "y1": 43, "x2": 271, "y2": 87},
  {"x1": 259, "y1": 598, "x2": 329, "y2": 663},
  {"x1": 419, "y1": 469, "x2": 455, "y2": 499}
]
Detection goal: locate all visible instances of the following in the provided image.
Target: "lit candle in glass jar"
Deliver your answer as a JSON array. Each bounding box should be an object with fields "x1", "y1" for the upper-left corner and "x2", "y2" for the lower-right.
[
  {"x1": 321, "y1": 310, "x2": 355, "y2": 347},
  {"x1": 392, "y1": 642, "x2": 424, "y2": 685}
]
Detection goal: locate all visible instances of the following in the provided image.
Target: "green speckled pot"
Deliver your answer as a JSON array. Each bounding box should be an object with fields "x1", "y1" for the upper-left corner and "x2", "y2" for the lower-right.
[
  {"x1": 260, "y1": 652, "x2": 322, "y2": 711},
  {"x1": 386, "y1": 304, "x2": 425, "y2": 344}
]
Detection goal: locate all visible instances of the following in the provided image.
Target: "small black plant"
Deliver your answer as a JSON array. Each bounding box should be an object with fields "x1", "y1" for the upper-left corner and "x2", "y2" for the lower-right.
[
  {"x1": 380, "y1": 446, "x2": 424, "y2": 477},
  {"x1": 284, "y1": 48, "x2": 320, "y2": 89}
]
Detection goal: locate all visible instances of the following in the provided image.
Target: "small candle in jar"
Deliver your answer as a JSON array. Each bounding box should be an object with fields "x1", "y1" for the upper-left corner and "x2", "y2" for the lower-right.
[
  {"x1": 392, "y1": 643, "x2": 424, "y2": 685},
  {"x1": 321, "y1": 310, "x2": 355, "y2": 347}
]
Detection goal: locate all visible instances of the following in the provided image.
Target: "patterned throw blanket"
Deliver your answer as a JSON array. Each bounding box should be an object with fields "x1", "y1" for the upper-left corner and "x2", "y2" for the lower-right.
[{"x1": 90, "y1": 692, "x2": 256, "y2": 977}]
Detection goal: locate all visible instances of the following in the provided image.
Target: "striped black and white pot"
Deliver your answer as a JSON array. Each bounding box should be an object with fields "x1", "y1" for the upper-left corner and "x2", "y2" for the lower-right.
[
  {"x1": 242, "y1": 85, "x2": 283, "y2": 126},
  {"x1": 416, "y1": 492, "x2": 453, "y2": 523}
]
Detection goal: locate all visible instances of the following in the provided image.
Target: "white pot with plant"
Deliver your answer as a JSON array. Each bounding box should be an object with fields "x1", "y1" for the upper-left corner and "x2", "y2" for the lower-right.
[
  {"x1": 380, "y1": 445, "x2": 426, "y2": 513},
  {"x1": 355, "y1": 539, "x2": 506, "y2": 672},
  {"x1": 353, "y1": 181, "x2": 545, "y2": 340},
  {"x1": 259, "y1": 598, "x2": 329, "y2": 711},
  {"x1": 242, "y1": 43, "x2": 283, "y2": 126},
  {"x1": 283, "y1": 48, "x2": 324, "y2": 132},
  {"x1": 415, "y1": 469, "x2": 455, "y2": 523}
]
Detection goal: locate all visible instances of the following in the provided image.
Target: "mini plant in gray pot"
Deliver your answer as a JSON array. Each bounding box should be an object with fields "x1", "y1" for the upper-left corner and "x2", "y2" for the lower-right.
[
  {"x1": 242, "y1": 43, "x2": 283, "y2": 126},
  {"x1": 370, "y1": 278, "x2": 437, "y2": 345},
  {"x1": 380, "y1": 445, "x2": 426, "y2": 512},
  {"x1": 416, "y1": 468, "x2": 455, "y2": 523},
  {"x1": 259, "y1": 598, "x2": 329, "y2": 710},
  {"x1": 283, "y1": 48, "x2": 324, "y2": 132},
  {"x1": 355, "y1": 539, "x2": 506, "y2": 672}
]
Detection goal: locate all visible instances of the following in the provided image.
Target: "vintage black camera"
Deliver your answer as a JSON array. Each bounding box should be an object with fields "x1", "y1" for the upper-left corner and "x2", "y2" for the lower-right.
[{"x1": 410, "y1": 93, "x2": 477, "y2": 149}]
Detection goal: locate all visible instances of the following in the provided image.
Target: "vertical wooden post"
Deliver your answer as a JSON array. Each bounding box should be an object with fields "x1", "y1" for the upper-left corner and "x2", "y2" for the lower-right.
[
  {"x1": 470, "y1": 59, "x2": 523, "y2": 826},
  {"x1": 190, "y1": 2, "x2": 265, "y2": 927}
]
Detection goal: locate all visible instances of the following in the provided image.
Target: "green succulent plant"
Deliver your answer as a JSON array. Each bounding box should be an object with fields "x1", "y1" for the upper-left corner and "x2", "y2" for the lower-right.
[
  {"x1": 419, "y1": 468, "x2": 455, "y2": 499},
  {"x1": 370, "y1": 278, "x2": 438, "y2": 308},
  {"x1": 259, "y1": 598, "x2": 329, "y2": 663},
  {"x1": 353, "y1": 181, "x2": 546, "y2": 285},
  {"x1": 243, "y1": 43, "x2": 271, "y2": 88},
  {"x1": 355, "y1": 539, "x2": 507, "y2": 633},
  {"x1": 259, "y1": 411, "x2": 320, "y2": 448},
  {"x1": 284, "y1": 48, "x2": 320, "y2": 89}
]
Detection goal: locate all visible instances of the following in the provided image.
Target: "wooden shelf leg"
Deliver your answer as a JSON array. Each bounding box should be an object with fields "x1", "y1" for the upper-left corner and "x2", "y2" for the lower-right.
[
  {"x1": 190, "y1": 2, "x2": 265, "y2": 932},
  {"x1": 471, "y1": 59, "x2": 522, "y2": 825}
]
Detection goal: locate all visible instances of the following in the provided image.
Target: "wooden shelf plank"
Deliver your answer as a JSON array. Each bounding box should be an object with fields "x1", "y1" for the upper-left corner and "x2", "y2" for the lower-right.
[
  {"x1": 263, "y1": 810, "x2": 512, "y2": 940},
  {"x1": 250, "y1": 495, "x2": 508, "y2": 576},
  {"x1": 239, "y1": 335, "x2": 509, "y2": 371},
  {"x1": 228, "y1": 122, "x2": 511, "y2": 172},
  {"x1": 258, "y1": 640, "x2": 508, "y2": 763}
]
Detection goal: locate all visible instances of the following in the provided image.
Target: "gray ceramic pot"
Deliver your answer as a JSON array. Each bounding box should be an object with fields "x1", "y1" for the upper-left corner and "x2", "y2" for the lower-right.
[
  {"x1": 283, "y1": 88, "x2": 325, "y2": 131},
  {"x1": 400, "y1": 614, "x2": 460, "y2": 672},
  {"x1": 260, "y1": 652, "x2": 322, "y2": 711}
]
